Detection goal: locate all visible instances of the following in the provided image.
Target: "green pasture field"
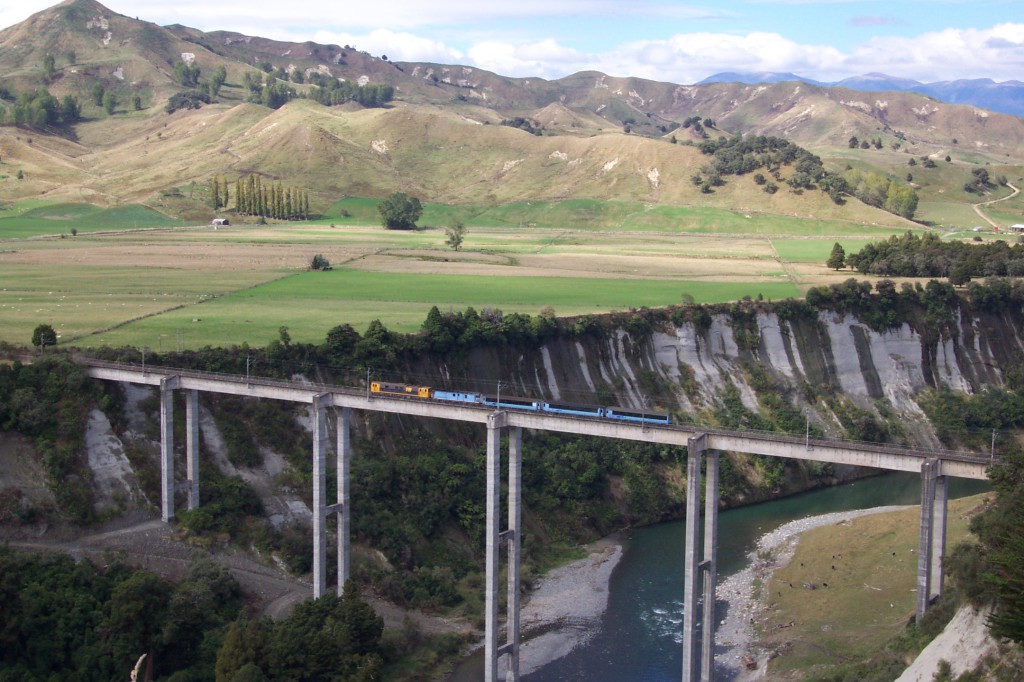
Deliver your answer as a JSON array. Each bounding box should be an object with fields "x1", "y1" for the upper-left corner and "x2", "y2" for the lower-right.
[
  {"x1": 762, "y1": 495, "x2": 981, "y2": 678},
  {"x1": 0, "y1": 264, "x2": 280, "y2": 347},
  {"x1": 770, "y1": 238, "x2": 877, "y2": 263},
  {"x1": 321, "y1": 198, "x2": 916, "y2": 237},
  {"x1": 84, "y1": 269, "x2": 801, "y2": 348},
  {"x1": 914, "y1": 200, "x2": 986, "y2": 229},
  {"x1": 0, "y1": 203, "x2": 182, "y2": 238},
  {"x1": 0, "y1": 197, "x2": 953, "y2": 350}
]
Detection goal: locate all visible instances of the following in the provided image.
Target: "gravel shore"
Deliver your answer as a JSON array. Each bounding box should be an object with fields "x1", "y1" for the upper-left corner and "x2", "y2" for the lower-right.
[
  {"x1": 715, "y1": 506, "x2": 912, "y2": 680},
  {"x1": 502, "y1": 537, "x2": 624, "y2": 679}
]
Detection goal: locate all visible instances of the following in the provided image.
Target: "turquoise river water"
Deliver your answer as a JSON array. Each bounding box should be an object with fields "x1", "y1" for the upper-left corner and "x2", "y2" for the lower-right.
[{"x1": 450, "y1": 473, "x2": 989, "y2": 680}]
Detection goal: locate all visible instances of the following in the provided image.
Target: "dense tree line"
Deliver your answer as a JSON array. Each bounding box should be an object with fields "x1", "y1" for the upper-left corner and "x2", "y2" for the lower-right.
[
  {"x1": 215, "y1": 584, "x2": 384, "y2": 681},
  {"x1": 0, "y1": 551, "x2": 243, "y2": 680},
  {"x1": 233, "y1": 174, "x2": 310, "y2": 220},
  {"x1": 210, "y1": 175, "x2": 230, "y2": 209},
  {"x1": 501, "y1": 117, "x2": 543, "y2": 135},
  {"x1": 0, "y1": 88, "x2": 81, "y2": 128},
  {"x1": 841, "y1": 168, "x2": 919, "y2": 219},
  {"x1": 242, "y1": 72, "x2": 296, "y2": 110},
  {"x1": 0, "y1": 548, "x2": 387, "y2": 682},
  {"x1": 843, "y1": 232, "x2": 1024, "y2": 280},
  {"x1": 0, "y1": 357, "x2": 102, "y2": 524},
  {"x1": 306, "y1": 74, "x2": 394, "y2": 107}
]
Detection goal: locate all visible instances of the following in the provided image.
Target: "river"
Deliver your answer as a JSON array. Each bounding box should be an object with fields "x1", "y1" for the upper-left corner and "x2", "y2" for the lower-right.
[{"x1": 450, "y1": 473, "x2": 989, "y2": 680}]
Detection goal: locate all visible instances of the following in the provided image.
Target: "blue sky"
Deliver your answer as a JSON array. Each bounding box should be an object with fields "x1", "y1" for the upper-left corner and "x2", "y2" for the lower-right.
[{"x1": 5, "y1": 0, "x2": 1023, "y2": 83}]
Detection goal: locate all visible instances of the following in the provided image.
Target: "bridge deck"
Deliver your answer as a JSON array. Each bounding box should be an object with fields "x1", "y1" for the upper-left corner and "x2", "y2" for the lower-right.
[{"x1": 85, "y1": 360, "x2": 991, "y2": 480}]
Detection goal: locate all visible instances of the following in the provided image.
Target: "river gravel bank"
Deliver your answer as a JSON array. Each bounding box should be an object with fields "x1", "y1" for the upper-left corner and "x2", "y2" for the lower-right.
[
  {"x1": 715, "y1": 505, "x2": 912, "y2": 680},
  {"x1": 516, "y1": 537, "x2": 623, "y2": 677}
]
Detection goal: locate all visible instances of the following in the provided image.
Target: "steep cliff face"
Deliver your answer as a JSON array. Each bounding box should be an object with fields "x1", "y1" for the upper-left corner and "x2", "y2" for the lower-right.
[{"x1": 450, "y1": 304, "x2": 1024, "y2": 451}]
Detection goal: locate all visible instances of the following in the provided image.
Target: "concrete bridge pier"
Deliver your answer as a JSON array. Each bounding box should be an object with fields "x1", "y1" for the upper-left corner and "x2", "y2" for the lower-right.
[
  {"x1": 683, "y1": 433, "x2": 718, "y2": 682},
  {"x1": 335, "y1": 407, "x2": 351, "y2": 595},
  {"x1": 701, "y1": 449, "x2": 720, "y2": 682},
  {"x1": 159, "y1": 376, "x2": 179, "y2": 522},
  {"x1": 312, "y1": 394, "x2": 331, "y2": 598},
  {"x1": 484, "y1": 413, "x2": 522, "y2": 682},
  {"x1": 506, "y1": 425, "x2": 523, "y2": 681},
  {"x1": 184, "y1": 389, "x2": 200, "y2": 511},
  {"x1": 916, "y1": 459, "x2": 948, "y2": 622}
]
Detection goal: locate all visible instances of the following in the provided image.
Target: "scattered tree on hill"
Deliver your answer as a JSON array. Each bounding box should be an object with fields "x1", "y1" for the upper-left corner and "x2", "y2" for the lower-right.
[
  {"x1": 41, "y1": 54, "x2": 56, "y2": 82},
  {"x1": 102, "y1": 91, "x2": 117, "y2": 115},
  {"x1": 827, "y1": 243, "x2": 846, "y2": 270},
  {"x1": 378, "y1": 192, "x2": 422, "y2": 229},
  {"x1": 445, "y1": 220, "x2": 466, "y2": 251},
  {"x1": 310, "y1": 254, "x2": 331, "y2": 270},
  {"x1": 165, "y1": 90, "x2": 210, "y2": 113},
  {"x1": 964, "y1": 167, "x2": 994, "y2": 194},
  {"x1": 209, "y1": 66, "x2": 227, "y2": 97},
  {"x1": 501, "y1": 117, "x2": 543, "y2": 135},
  {"x1": 848, "y1": 135, "x2": 859, "y2": 149},
  {"x1": 31, "y1": 324, "x2": 57, "y2": 348},
  {"x1": 883, "y1": 182, "x2": 919, "y2": 219},
  {"x1": 259, "y1": 81, "x2": 295, "y2": 109},
  {"x1": 7, "y1": 89, "x2": 80, "y2": 128},
  {"x1": 173, "y1": 61, "x2": 201, "y2": 88},
  {"x1": 130, "y1": 92, "x2": 142, "y2": 110},
  {"x1": 91, "y1": 82, "x2": 105, "y2": 106},
  {"x1": 243, "y1": 71, "x2": 263, "y2": 95}
]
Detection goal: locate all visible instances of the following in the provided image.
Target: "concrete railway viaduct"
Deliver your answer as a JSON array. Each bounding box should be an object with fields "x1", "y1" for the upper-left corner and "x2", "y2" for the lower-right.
[{"x1": 83, "y1": 359, "x2": 990, "y2": 682}]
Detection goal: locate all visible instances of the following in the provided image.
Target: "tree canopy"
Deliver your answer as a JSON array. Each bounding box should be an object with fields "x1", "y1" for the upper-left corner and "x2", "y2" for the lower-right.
[{"x1": 377, "y1": 192, "x2": 422, "y2": 229}]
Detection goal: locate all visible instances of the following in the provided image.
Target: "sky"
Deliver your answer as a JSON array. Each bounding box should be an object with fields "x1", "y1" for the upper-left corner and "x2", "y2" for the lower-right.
[{"x1": 4, "y1": 0, "x2": 1024, "y2": 84}]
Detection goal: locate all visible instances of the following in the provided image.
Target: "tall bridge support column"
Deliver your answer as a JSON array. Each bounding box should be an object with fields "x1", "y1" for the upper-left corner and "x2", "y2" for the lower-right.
[
  {"x1": 484, "y1": 413, "x2": 504, "y2": 682},
  {"x1": 506, "y1": 426, "x2": 523, "y2": 681},
  {"x1": 159, "y1": 376, "x2": 179, "y2": 522},
  {"x1": 930, "y1": 474, "x2": 948, "y2": 602},
  {"x1": 683, "y1": 433, "x2": 718, "y2": 682},
  {"x1": 184, "y1": 389, "x2": 200, "y2": 511},
  {"x1": 335, "y1": 407, "x2": 351, "y2": 595},
  {"x1": 916, "y1": 458, "x2": 948, "y2": 623},
  {"x1": 483, "y1": 414, "x2": 521, "y2": 682},
  {"x1": 701, "y1": 449, "x2": 720, "y2": 682},
  {"x1": 682, "y1": 433, "x2": 704, "y2": 682},
  {"x1": 312, "y1": 394, "x2": 331, "y2": 598}
]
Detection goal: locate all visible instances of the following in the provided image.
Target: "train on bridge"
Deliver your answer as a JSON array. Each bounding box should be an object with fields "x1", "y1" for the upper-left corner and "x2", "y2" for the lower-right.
[{"x1": 370, "y1": 381, "x2": 672, "y2": 425}]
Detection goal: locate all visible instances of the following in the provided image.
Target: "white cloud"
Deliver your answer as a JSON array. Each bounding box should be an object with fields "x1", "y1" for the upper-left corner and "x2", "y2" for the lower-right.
[
  {"x1": 461, "y1": 24, "x2": 1024, "y2": 84},
  {"x1": 843, "y1": 23, "x2": 1024, "y2": 82},
  {"x1": 312, "y1": 29, "x2": 463, "y2": 64},
  {"x1": 3, "y1": 1, "x2": 1023, "y2": 84}
]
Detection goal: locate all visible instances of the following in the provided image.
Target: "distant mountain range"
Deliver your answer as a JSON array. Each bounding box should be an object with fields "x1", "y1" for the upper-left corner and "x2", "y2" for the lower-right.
[{"x1": 698, "y1": 72, "x2": 1024, "y2": 118}]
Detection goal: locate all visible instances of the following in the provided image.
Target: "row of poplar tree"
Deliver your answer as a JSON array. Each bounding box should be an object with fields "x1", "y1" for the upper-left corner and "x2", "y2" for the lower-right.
[{"x1": 210, "y1": 174, "x2": 311, "y2": 220}]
